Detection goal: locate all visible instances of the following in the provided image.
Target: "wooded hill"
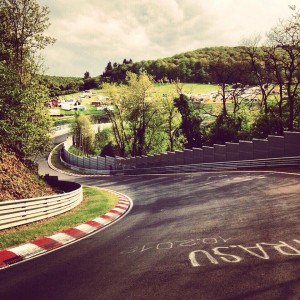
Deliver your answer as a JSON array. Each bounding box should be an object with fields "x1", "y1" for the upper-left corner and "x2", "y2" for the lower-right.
[
  {"x1": 43, "y1": 46, "x2": 254, "y2": 96},
  {"x1": 41, "y1": 75, "x2": 85, "y2": 97},
  {"x1": 102, "y1": 46, "x2": 250, "y2": 84}
]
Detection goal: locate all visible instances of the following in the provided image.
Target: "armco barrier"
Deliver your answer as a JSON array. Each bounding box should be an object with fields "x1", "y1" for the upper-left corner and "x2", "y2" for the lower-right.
[
  {"x1": 60, "y1": 132, "x2": 300, "y2": 174},
  {"x1": 123, "y1": 156, "x2": 300, "y2": 175},
  {"x1": 0, "y1": 181, "x2": 83, "y2": 230},
  {"x1": 61, "y1": 138, "x2": 122, "y2": 172},
  {"x1": 121, "y1": 131, "x2": 300, "y2": 170}
]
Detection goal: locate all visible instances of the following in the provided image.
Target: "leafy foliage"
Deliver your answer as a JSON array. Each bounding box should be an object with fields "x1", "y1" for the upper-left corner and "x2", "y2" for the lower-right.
[
  {"x1": 41, "y1": 75, "x2": 84, "y2": 97},
  {"x1": 174, "y1": 94, "x2": 202, "y2": 148},
  {"x1": 101, "y1": 48, "x2": 251, "y2": 84},
  {"x1": 99, "y1": 7, "x2": 300, "y2": 140},
  {"x1": 71, "y1": 113, "x2": 95, "y2": 155},
  {"x1": 0, "y1": 0, "x2": 55, "y2": 160}
]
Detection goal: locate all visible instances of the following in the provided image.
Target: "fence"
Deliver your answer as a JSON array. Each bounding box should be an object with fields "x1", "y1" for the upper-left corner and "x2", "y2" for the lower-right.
[
  {"x1": 61, "y1": 150, "x2": 119, "y2": 170},
  {"x1": 0, "y1": 181, "x2": 83, "y2": 230},
  {"x1": 60, "y1": 132, "x2": 300, "y2": 174},
  {"x1": 61, "y1": 137, "x2": 121, "y2": 171},
  {"x1": 123, "y1": 156, "x2": 300, "y2": 175},
  {"x1": 121, "y1": 131, "x2": 300, "y2": 170}
]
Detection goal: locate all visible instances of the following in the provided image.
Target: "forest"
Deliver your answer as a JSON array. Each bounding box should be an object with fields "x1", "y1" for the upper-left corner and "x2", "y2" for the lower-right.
[{"x1": 44, "y1": 46, "x2": 257, "y2": 95}]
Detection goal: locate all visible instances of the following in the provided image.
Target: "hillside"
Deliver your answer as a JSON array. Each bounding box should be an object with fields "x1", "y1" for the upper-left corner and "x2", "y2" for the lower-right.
[
  {"x1": 0, "y1": 145, "x2": 56, "y2": 201},
  {"x1": 44, "y1": 46, "x2": 251, "y2": 93},
  {"x1": 102, "y1": 46, "x2": 250, "y2": 83}
]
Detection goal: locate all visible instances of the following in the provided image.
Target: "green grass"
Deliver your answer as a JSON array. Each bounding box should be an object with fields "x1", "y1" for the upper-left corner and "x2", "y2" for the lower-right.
[
  {"x1": 53, "y1": 83, "x2": 262, "y2": 121},
  {"x1": 50, "y1": 144, "x2": 70, "y2": 171},
  {"x1": 153, "y1": 83, "x2": 220, "y2": 94},
  {"x1": 0, "y1": 186, "x2": 119, "y2": 250},
  {"x1": 55, "y1": 84, "x2": 220, "y2": 115},
  {"x1": 93, "y1": 82, "x2": 220, "y2": 96},
  {"x1": 52, "y1": 116, "x2": 74, "y2": 126},
  {"x1": 50, "y1": 144, "x2": 86, "y2": 175}
]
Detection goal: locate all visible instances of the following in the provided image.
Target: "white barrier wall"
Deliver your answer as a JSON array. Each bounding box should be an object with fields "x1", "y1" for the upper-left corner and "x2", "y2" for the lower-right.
[
  {"x1": 61, "y1": 143, "x2": 120, "y2": 171},
  {"x1": 122, "y1": 131, "x2": 300, "y2": 169},
  {"x1": 0, "y1": 182, "x2": 83, "y2": 230},
  {"x1": 62, "y1": 132, "x2": 300, "y2": 171}
]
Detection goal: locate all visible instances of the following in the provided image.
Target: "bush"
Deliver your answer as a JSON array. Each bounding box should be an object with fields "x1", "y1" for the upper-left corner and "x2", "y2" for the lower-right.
[
  {"x1": 251, "y1": 113, "x2": 284, "y2": 138},
  {"x1": 100, "y1": 142, "x2": 118, "y2": 157}
]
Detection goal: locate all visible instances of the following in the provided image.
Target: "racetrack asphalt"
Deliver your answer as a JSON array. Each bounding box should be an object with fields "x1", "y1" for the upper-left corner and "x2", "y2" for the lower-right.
[{"x1": 1, "y1": 157, "x2": 300, "y2": 300}]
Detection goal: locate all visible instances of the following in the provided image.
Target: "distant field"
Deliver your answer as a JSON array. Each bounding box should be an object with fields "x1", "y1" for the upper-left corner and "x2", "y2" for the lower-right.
[
  {"x1": 50, "y1": 83, "x2": 264, "y2": 128},
  {"x1": 52, "y1": 83, "x2": 235, "y2": 124},
  {"x1": 57, "y1": 84, "x2": 219, "y2": 100},
  {"x1": 54, "y1": 84, "x2": 262, "y2": 121},
  {"x1": 153, "y1": 83, "x2": 220, "y2": 95},
  {"x1": 55, "y1": 90, "x2": 104, "y2": 117}
]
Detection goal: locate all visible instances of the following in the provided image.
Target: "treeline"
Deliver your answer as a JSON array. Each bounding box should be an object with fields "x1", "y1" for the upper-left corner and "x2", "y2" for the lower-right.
[
  {"x1": 43, "y1": 46, "x2": 260, "y2": 98},
  {"x1": 101, "y1": 7, "x2": 300, "y2": 137},
  {"x1": 101, "y1": 46, "x2": 253, "y2": 84},
  {"x1": 43, "y1": 46, "x2": 258, "y2": 97},
  {"x1": 41, "y1": 75, "x2": 84, "y2": 97},
  {"x1": 40, "y1": 74, "x2": 103, "y2": 98}
]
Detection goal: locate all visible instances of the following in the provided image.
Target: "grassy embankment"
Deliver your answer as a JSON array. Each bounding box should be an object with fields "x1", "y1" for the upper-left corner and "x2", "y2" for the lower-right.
[{"x1": 50, "y1": 143, "x2": 83, "y2": 174}]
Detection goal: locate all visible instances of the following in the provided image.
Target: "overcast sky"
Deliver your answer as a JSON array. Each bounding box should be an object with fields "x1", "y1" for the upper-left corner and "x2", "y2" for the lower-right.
[{"x1": 38, "y1": 0, "x2": 298, "y2": 77}]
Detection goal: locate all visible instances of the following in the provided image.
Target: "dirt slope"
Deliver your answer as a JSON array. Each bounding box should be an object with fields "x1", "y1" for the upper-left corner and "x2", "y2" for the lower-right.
[{"x1": 0, "y1": 146, "x2": 56, "y2": 201}]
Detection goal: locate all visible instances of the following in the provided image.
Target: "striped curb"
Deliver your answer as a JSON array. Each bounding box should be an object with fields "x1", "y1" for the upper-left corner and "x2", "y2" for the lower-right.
[{"x1": 0, "y1": 190, "x2": 131, "y2": 270}]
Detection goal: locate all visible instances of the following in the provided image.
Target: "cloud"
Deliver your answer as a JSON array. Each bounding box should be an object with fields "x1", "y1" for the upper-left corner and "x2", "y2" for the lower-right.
[{"x1": 38, "y1": 0, "x2": 297, "y2": 77}]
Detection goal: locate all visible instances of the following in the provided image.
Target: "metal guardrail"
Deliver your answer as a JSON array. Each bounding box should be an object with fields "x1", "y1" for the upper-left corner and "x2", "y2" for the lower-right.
[
  {"x1": 0, "y1": 182, "x2": 83, "y2": 230},
  {"x1": 61, "y1": 145, "x2": 121, "y2": 171},
  {"x1": 123, "y1": 156, "x2": 300, "y2": 175},
  {"x1": 59, "y1": 134, "x2": 300, "y2": 175}
]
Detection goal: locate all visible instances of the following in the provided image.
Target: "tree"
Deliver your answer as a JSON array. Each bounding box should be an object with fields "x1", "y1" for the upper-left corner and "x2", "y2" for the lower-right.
[
  {"x1": 104, "y1": 72, "x2": 163, "y2": 157},
  {"x1": 242, "y1": 36, "x2": 276, "y2": 115},
  {"x1": 174, "y1": 94, "x2": 202, "y2": 149},
  {"x1": 83, "y1": 71, "x2": 90, "y2": 80},
  {"x1": 103, "y1": 83, "x2": 130, "y2": 157},
  {"x1": 160, "y1": 91, "x2": 182, "y2": 151},
  {"x1": 125, "y1": 72, "x2": 159, "y2": 156},
  {"x1": 266, "y1": 6, "x2": 300, "y2": 131},
  {"x1": 0, "y1": 0, "x2": 55, "y2": 160},
  {"x1": 207, "y1": 114, "x2": 243, "y2": 145},
  {"x1": 209, "y1": 55, "x2": 233, "y2": 116},
  {"x1": 105, "y1": 62, "x2": 112, "y2": 72},
  {"x1": 71, "y1": 113, "x2": 95, "y2": 155},
  {"x1": 100, "y1": 141, "x2": 116, "y2": 157},
  {"x1": 251, "y1": 111, "x2": 283, "y2": 138},
  {"x1": 83, "y1": 77, "x2": 98, "y2": 90},
  {"x1": 95, "y1": 127, "x2": 113, "y2": 156}
]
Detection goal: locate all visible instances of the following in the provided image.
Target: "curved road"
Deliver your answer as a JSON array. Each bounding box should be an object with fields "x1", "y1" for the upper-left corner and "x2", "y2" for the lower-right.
[{"x1": 1, "y1": 159, "x2": 300, "y2": 299}]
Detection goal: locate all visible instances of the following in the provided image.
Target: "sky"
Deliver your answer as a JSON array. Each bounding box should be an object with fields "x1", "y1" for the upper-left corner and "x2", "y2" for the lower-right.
[{"x1": 37, "y1": 0, "x2": 299, "y2": 77}]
